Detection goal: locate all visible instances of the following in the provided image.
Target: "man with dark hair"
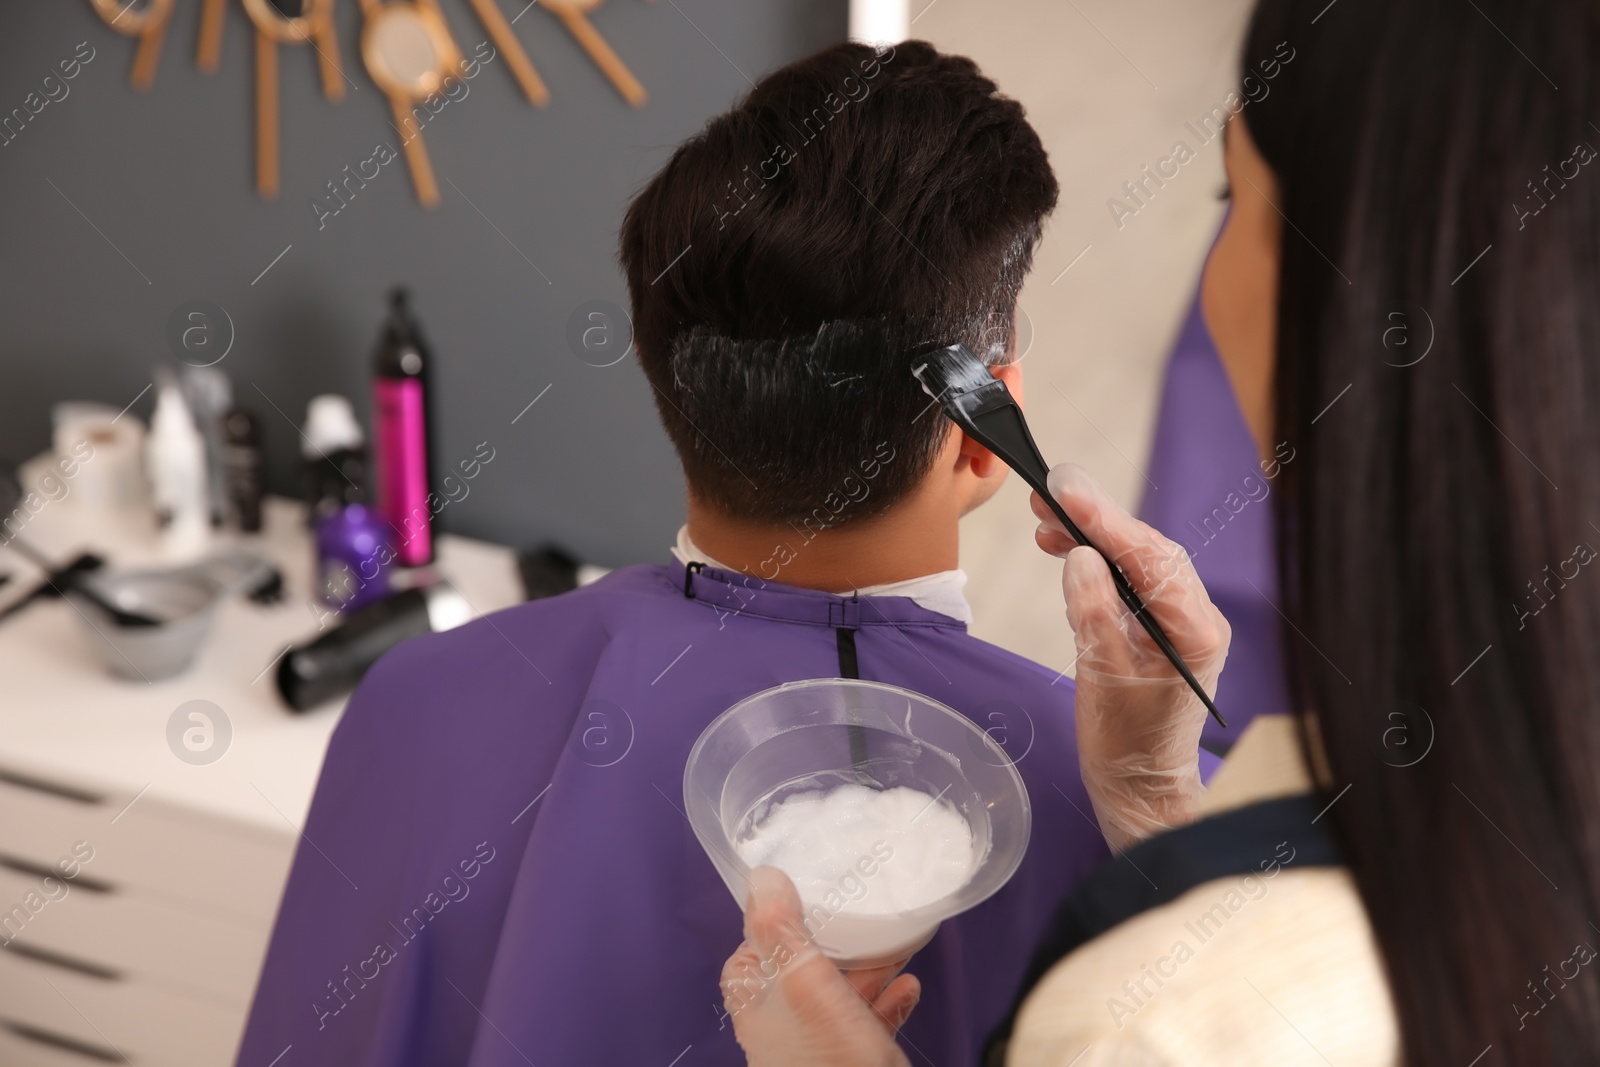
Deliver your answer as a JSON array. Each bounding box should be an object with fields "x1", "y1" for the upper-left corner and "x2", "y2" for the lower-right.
[
  {"x1": 621, "y1": 39, "x2": 1054, "y2": 537},
  {"x1": 238, "y1": 41, "x2": 1121, "y2": 1067}
]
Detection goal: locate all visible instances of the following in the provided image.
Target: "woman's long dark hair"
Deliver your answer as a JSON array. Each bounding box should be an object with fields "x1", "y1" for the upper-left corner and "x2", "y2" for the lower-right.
[{"x1": 1245, "y1": 0, "x2": 1600, "y2": 1060}]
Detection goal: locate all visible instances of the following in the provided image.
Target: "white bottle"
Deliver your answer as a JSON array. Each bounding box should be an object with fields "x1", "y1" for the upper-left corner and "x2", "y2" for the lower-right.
[
  {"x1": 302, "y1": 394, "x2": 365, "y2": 463},
  {"x1": 146, "y1": 375, "x2": 210, "y2": 560}
]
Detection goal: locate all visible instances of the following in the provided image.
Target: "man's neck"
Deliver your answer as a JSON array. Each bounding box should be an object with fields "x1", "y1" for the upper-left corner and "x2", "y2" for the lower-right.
[{"x1": 685, "y1": 495, "x2": 960, "y2": 592}]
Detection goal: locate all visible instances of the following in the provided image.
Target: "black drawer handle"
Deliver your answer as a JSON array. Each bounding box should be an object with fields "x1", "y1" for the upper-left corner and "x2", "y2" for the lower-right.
[
  {"x1": 2, "y1": 1019, "x2": 125, "y2": 1062},
  {"x1": 0, "y1": 767, "x2": 104, "y2": 807},
  {"x1": 0, "y1": 853, "x2": 114, "y2": 895},
  {"x1": 1, "y1": 940, "x2": 122, "y2": 982}
]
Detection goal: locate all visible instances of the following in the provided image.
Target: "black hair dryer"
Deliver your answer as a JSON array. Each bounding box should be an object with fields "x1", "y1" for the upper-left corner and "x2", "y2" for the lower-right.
[{"x1": 277, "y1": 584, "x2": 469, "y2": 711}]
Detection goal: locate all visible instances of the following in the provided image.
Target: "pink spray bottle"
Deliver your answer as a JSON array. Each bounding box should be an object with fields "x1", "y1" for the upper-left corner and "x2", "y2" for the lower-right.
[{"x1": 372, "y1": 288, "x2": 436, "y2": 567}]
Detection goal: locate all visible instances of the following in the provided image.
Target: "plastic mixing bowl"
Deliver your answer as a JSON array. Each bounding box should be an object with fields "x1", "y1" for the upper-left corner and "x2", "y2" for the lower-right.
[
  {"x1": 684, "y1": 678, "x2": 1032, "y2": 968},
  {"x1": 68, "y1": 571, "x2": 218, "y2": 681}
]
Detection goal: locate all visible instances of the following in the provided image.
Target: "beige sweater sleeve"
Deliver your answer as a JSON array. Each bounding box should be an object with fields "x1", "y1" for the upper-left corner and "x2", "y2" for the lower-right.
[{"x1": 1005, "y1": 866, "x2": 1399, "y2": 1067}]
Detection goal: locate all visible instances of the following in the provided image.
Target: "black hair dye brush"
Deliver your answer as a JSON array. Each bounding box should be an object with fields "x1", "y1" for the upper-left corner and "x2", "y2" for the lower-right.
[{"x1": 913, "y1": 342, "x2": 1226, "y2": 728}]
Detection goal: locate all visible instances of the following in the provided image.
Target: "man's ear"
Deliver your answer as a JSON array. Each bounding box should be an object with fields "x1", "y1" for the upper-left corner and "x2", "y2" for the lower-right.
[
  {"x1": 993, "y1": 359, "x2": 1024, "y2": 406},
  {"x1": 957, "y1": 430, "x2": 1002, "y2": 478}
]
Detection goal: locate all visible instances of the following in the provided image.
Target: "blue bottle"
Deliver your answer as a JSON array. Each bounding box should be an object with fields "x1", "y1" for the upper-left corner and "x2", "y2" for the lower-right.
[{"x1": 303, "y1": 396, "x2": 393, "y2": 612}]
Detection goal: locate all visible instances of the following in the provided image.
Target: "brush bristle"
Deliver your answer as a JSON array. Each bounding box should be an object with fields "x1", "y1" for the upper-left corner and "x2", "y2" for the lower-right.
[{"x1": 911, "y1": 342, "x2": 994, "y2": 401}]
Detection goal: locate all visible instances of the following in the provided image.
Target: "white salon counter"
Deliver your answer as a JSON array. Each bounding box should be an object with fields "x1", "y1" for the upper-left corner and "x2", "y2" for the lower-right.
[{"x1": 0, "y1": 493, "x2": 522, "y2": 1066}]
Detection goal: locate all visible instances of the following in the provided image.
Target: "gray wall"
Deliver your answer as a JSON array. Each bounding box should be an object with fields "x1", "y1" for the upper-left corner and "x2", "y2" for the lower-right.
[{"x1": 0, "y1": 1, "x2": 845, "y2": 566}]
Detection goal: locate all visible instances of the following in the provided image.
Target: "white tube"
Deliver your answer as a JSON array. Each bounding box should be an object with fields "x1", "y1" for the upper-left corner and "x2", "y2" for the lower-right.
[
  {"x1": 146, "y1": 377, "x2": 210, "y2": 560},
  {"x1": 849, "y1": 0, "x2": 909, "y2": 45}
]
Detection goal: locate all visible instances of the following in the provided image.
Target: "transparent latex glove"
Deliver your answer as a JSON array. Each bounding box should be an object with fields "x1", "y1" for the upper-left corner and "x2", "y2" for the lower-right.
[
  {"x1": 722, "y1": 867, "x2": 919, "y2": 1067},
  {"x1": 1031, "y1": 464, "x2": 1231, "y2": 852}
]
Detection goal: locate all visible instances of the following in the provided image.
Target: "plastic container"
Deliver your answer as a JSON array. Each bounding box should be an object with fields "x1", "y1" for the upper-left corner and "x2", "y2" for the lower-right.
[
  {"x1": 68, "y1": 571, "x2": 217, "y2": 681},
  {"x1": 684, "y1": 678, "x2": 1032, "y2": 968},
  {"x1": 67, "y1": 551, "x2": 275, "y2": 681}
]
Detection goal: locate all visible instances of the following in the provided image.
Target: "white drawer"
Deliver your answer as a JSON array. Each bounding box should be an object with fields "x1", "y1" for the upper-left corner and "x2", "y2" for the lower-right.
[
  {"x1": 0, "y1": 864, "x2": 271, "y2": 1007},
  {"x1": 0, "y1": 768, "x2": 295, "y2": 923},
  {"x1": 0, "y1": 944, "x2": 243, "y2": 1066}
]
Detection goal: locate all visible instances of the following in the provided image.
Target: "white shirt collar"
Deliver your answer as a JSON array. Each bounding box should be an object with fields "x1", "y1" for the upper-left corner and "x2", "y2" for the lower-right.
[{"x1": 671, "y1": 525, "x2": 973, "y2": 625}]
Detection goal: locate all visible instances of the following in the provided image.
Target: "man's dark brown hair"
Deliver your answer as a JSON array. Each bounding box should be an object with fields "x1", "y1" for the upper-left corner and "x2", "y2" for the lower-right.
[{"x1": 619, "y1": 39, "x2": 1058, "y2": 526}]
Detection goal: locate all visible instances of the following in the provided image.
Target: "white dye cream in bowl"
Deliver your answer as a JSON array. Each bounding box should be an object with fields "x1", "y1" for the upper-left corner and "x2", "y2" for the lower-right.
[
  {"x1": 736, "y1": 784, "x2": 977, "y2": 917},
  {"x1": 685, "y1": 679, "x2": 1033, "y2": 968}
]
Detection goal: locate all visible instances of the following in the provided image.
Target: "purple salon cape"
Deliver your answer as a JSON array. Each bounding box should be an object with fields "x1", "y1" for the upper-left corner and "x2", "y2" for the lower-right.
[
  {"x1": 1139, "y1": 287, "x2": 1291, "y2": 750},
  {"x1": 235, "y1": 561, "x2": 1117, "y2": 1067}
]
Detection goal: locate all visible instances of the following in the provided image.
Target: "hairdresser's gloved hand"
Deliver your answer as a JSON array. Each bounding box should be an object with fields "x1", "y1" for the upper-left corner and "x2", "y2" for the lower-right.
[
  {"x1": 1032, "y1": 463, "x2": 1230, "y2": 853},
  {"x1": 722, "y1": 867, "x2": 918, "y2": 1067}
]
